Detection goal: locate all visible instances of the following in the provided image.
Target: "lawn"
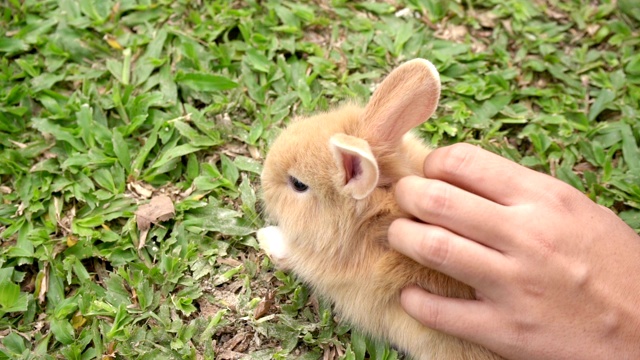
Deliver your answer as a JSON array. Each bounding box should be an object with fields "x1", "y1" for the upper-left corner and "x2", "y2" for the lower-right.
[{"x1": 0, "y1": 0, "x2": 639, "y2": 359}]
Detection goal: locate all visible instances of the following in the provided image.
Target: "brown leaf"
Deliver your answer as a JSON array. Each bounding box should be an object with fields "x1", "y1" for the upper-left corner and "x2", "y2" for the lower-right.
[
  {"x1": 435, "y1": 24, "x2": 468, "y2": 42},
  {"x1": 253, "y1": 291, "x2": 274, "y2": 320},
  {"x1": 545, "y1": 7, "x2": 568, "y2": 20},
  {"x1": 15, "y1": 202, "x2": 26, "y2": 217},
  {"x1": 57, "y1": 203, "x2": 75, "y2": 236},
  {"x1": 135, "y1": 195, "x2": 175, "y2": 249},
  {"x1": 216, "y1": 350, "x2": 244, "y2": 360},
  {"x1": 323, "y1": 346, "x2": 336, "y2": 360},
  {"x1": 574, "y1": 162, "x2": 597, "y2": 174},
  {"x1": 502, "y1": 19, "x2": 513, "y2": 36},
  {"x1": 224, "y1": 332, "x2": 248, "y2": 352},
  {"x1": 136, "y1": 195, "x2": 175, "y2": 230},
  {"x1": 477, "y1": 11, "x2": 498, "y2": 28},
  {"x1": 221, "y1": 142, "x2": 249, "y2": 157},
  {"x1": 218, "y1": 257, "x2": 243, "y2": 267},
  {"x1": 248, "y1": 145, "x2": 261, "y2": 160},
  {"x1": 586, "y1": 24, "x2": 600, "y2": 36}
]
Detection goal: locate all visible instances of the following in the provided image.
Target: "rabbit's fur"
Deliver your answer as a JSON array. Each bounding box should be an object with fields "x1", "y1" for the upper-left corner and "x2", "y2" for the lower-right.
[{"x1": 258, "y1": 59, "x2": 501, "y2": 359}]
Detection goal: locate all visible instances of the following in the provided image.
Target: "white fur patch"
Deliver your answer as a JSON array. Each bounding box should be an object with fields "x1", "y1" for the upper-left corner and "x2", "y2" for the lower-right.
[{"x1": 256, "y1": 226, "x2": 289, "y2": 261}]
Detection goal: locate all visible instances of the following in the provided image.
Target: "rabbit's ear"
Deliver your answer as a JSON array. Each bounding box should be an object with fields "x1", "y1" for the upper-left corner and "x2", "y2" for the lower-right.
[
  {"x1": 330, "y1": 134, "x2": 379, "y2": 200},
  {"x1": 362, "y1": 59, "x2": 440, "y2": 144}
]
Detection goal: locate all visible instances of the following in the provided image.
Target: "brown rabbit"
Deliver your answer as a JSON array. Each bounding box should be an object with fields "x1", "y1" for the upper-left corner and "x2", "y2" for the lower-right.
[{"x1": 257, "y1": 59, "x2": 502, "y2": 360}]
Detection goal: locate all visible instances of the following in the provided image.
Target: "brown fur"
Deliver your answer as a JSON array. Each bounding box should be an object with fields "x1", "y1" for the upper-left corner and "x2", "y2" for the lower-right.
[{"x1": 260, "y1": 59, "x2": 502, "y2": 359}]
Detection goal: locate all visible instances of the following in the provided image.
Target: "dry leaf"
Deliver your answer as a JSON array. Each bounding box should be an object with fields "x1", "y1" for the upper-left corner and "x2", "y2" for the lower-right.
[
  {"x1": 435, "y1": 24, "x2": 468, "y2": 43},
  {"x1": 395, "y1": 7, "x2": 413, "y2": 18},
  {"x1": 545, "y1": 7, "x2": 568, "y2": 20},
  {"x1": 135, "y1": 195, "x2": 175, "y2": 249},
  {"x1": 66, "y1": 235, "x2": 78, "y2": 247},
  {"x1": 8, "y1": 140, "x2": 27, "y2": 149},
  {"x1": 586, "y1": 24, "x2": 600, "y2": 36},
  {"x1": 216, "y1": 350, "x2": 244, "y2": 360},
  {"x1": 574, "y1": 162, "x2": 597, "y2": 174},
  {"x1": 221, "y1": 142, "x2": 248, "y2": 157},
  {"x1": 128, "y1": 182, "x2": 154, "y2": 199},
  {"x1": 71, "y1": 311, "x2": 87, "y2": 329},
  {"x1": 136, "y1": 195, "x2": 175, "y2": 230},
  {"x1": 53, "y1": 196, "x2": 62, "y2": 221},
  {"x1": 218, "y1": 257, "x2": 243, "y2": 267},
  {"x1": 323, "y1": 346, "x2": 337, "y2": 360},
  {"x1": 15, "y1": 202, "x2": 26, "y2": 217},
  {"x1": 103, "y1": 342, "x2": 117, "y2": 360},
  {"x1": 37, "y1": 266, "x2": 48, "y2": 304},
  {"x1": 104, "y1": 34, "x2": 123, "y2": 50},
  {"x1": 477, "y1": 11, "x2": 498, "y2": 28},
  {"x1": 253, "y1": 291, "x2": 274, "y2": 320},
  {"x1": 43, "y1": 151, "x2": 57, "y2": 159},
  {"x1": 224, "y1": 332, "x2": 248, "y2": 352},
  {"x1": 57, "y1": 204, "x2": 75, "y2": 236},
  {"x1": 502, "y1": 19, "x2": 513, "y2": 36},
  {"x1": 248, "y1": 145, "x2": 261, "y2": 160},
  {"x1": 179, "y1": 184, "x2": 196, "y2": 199}
]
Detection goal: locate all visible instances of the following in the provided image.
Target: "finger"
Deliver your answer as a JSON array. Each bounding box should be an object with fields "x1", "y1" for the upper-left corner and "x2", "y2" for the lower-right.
[
  {"x1": 395, "y1": 176, "x2": 513, "y2": 249},
  {"x1": 423, "y1": 143, "x2": 556, "y2": 206},
  {"x1": 400, "y1": 286, "x2": 502, "y2": 350},
  {"x1": 389, "y1": 219, "x2": 507, "y2": 291}
]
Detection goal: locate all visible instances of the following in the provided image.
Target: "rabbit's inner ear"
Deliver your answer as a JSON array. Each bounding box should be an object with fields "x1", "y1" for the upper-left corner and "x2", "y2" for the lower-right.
[
  {"x1": 329, "y1": 134, "x2": 379, "y2": 200},
  {"x1": 361, "y1": 58, "x2": 440, "y2": 144}
]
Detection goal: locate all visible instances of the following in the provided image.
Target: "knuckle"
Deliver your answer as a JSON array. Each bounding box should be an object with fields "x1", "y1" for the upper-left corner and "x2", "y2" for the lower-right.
[
  {"x1": 429, "y1": 143, "x2": 476, "y2": 178},
  {"x1": 427, "y1": 303, "x2": 442, "y2": 329},
  {"x1": 415, "y1": 180, "x2": 451, "y2": 219},
  {"x1": 542, "y1": 181, "x2": 581, "y2": 212},
  {"x1": 417, "y1": 228, "x2": 452, "y2": 268},
  {"x1": 569, "y1": 262, "x2": 591, "y2": 290}
]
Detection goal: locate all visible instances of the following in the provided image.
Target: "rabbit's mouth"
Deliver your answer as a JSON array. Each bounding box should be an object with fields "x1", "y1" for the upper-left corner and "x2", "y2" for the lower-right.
[{"x1": 256, "y1": 225, "x2": 289, "y2": 263}]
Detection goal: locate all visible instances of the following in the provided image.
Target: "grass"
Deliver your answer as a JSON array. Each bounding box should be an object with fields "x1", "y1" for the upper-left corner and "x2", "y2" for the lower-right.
[{"x1": 0, "y1": 0, "x2": 639, "y2": 359}]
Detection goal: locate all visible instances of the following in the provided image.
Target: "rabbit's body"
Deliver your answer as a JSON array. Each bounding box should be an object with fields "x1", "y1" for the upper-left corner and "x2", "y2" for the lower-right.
[{"x1": 258, "y1": 60, "x2": 502, "y2": 359}]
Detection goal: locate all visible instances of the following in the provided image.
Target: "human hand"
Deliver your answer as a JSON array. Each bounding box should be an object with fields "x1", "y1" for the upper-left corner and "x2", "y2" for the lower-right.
[{"x1": 388, "y1": 143, "x2": 640, "y2": 360}]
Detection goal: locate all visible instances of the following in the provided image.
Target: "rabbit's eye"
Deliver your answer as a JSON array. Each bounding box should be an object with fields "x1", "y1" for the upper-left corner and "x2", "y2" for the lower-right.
[{"x1": 289, "y1": 176, "x2": 309, "y2": 192}]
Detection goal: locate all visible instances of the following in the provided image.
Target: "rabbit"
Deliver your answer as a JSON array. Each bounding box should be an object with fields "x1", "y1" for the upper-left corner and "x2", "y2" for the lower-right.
[{"x1": 257, "y1": 59, "x2": 502, "y2": 360}]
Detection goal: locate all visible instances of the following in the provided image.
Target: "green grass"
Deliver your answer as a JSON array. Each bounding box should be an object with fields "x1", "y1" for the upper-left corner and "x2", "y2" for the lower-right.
[{"x1": 0, "y1": 0, "x2": 639, "y2": 359}]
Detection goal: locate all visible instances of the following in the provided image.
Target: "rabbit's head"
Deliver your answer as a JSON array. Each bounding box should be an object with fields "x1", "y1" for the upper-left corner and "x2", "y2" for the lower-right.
[{"x1": 258, "y1": 59, "x2": 440, "y2": 268}]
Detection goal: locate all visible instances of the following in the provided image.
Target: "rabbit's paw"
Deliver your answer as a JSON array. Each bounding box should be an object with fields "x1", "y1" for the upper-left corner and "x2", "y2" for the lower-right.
[{"x1": 257, "y1": 226, "x2": 290, "y2": 267}]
